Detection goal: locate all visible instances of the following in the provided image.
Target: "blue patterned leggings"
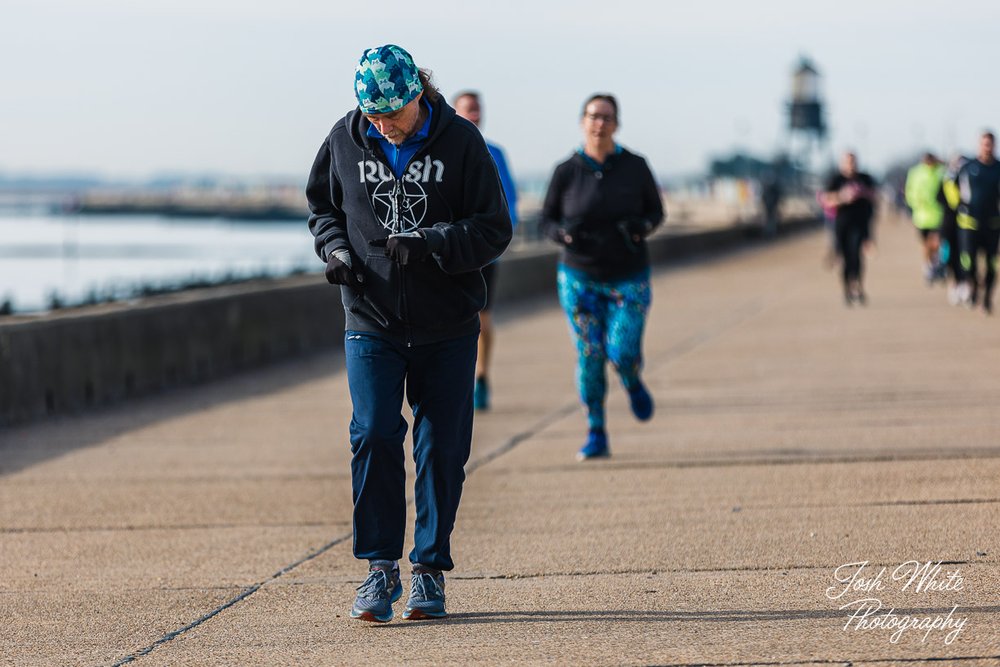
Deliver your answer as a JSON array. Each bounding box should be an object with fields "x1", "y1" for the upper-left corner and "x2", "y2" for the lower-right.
[{"x1": 557, "y1": 265, "x2": 651, "y2": 430}]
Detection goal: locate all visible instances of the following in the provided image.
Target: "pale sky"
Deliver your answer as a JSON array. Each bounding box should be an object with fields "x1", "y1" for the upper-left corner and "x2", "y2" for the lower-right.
[{"x1": 2, "y1": 0, "x2": 998, "y2": 182}]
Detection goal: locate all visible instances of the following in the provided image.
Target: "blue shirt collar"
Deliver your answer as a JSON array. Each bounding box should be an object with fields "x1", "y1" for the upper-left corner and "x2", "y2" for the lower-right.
[
  {"x1": 577, "y1": 143, "x2": 623, "y2": 172},
  {"x1": 366, "y1": 99, "x2": 433, "y2": 144}
]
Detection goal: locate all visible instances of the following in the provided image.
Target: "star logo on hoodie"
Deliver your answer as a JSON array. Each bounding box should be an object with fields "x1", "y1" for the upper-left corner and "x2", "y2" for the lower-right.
[{"x1": 372, "y1": 178, "x2": 428, "y2": 233}]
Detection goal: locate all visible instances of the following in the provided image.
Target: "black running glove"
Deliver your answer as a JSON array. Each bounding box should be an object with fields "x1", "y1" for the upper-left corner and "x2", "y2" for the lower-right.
[
  {"x1": 620, "y1": 217, "x2": 654, "y2": 239},
  {"x1": 384, "y1": 231, "x2": 430, "y2": 265},
  {"x1": 546, "y1": 225, "x2": 571, "y2": 245},
  {"x1": 616, "y1": 218, "x2": 654, "y2": 252},
  {"x1": 325, "y1": 250, "x2": 364, "y2": 290},
  {"x1": 547, "y1": 219, "x2": 586, "y2": 249}
]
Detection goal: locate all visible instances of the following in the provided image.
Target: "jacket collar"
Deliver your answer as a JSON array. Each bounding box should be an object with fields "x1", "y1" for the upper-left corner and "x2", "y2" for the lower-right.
[
  {"x1": 349, "y1": 94, "x2": 456, "y2": 150},
  {"x1": 574, "y1": 143, "x2": 624, "y2": 172}
]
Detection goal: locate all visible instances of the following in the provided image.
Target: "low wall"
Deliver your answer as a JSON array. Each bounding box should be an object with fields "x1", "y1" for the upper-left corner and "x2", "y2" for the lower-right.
[{"x1": 0, "y1": 217, "x2": 818, "y2": 427}]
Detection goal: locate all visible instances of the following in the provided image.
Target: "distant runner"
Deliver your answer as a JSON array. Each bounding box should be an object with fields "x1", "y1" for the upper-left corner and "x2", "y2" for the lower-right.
[
  {"x1": 453, "y1": 90, "x2": 519, "y2": 411},
  {"x1": 904, "y1": 152, "x2": 946, "y2": 285},
  {"x1": 952, "y1": 131, "x2": 1000, "y2": 313},
  {"x1": 821, "y1": 152, "x2": 877, "y2": 306}
]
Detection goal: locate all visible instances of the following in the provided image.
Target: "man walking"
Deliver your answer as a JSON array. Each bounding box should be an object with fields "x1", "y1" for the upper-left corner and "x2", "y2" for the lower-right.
[{"x1": 306, "y1": 44, "x2": 511, "y2": 622}]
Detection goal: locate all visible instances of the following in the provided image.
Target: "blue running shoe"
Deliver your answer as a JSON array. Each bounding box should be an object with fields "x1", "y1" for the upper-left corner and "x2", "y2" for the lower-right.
[
  {"x1": 473, "y1": 377, "x2": 490, "y2": 411},
  {"x1": 628, "y1": 382, "x2": 654, "y2": 421},
  {"x1": 402, "y1": 565, "x2": 447, "y2": 620},
  {"x1": 577, "y1": 428, "x2": 609, "y2": 461},
  {"x1": 350, "y1": 562, "x2": 402, "y2": 623}
]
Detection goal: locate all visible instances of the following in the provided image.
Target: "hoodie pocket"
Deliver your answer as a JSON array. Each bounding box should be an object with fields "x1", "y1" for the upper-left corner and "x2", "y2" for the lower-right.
[
  {"x1": 344, "y1": 253, "x2": 401, "y2": 326},
  {"x1": 403, "y1": 261, "x2": 485, "y2": 329},
  {"x1": 343, "y1": 286, "x2": 391, "y2": 328}
]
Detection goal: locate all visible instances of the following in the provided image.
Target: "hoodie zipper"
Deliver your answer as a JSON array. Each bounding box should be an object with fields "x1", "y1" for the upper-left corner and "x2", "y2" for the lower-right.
[
  {"x1": 390, "y1": 140, "x2": 442, "y2": 349},
  {"x1": 392, "y1": 178, "x2": 413, "y2": 347},
  {"x1": 402, "y1": 267, "x2": 412, "y2": 347}
]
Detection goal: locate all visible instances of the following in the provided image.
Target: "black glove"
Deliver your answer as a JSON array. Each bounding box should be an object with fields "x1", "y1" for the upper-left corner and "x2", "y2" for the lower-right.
[
  {"x1": 547, "y1": 220, "x2": 586, "y2": 249},
  {"x1": 545, "y1": 223, "x2": 569, "y2": 245},
  {"x1": 384, "y1": 231, "x2": 430, "y2": 265},
  {"x1": 325, "y1": 250, "x2": 364, "y2": 289},
  {"x1": 621, "y1": 217, "x2": 653, "y2": 238},
  {"x1": 616, "y1": 218, "x2": 652, "y2": 252}
]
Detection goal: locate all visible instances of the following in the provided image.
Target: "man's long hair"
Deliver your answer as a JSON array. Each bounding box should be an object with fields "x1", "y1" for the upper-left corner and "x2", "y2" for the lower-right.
[{"x1": 418, "y1": 69, "x2": 440, "y2": 103}]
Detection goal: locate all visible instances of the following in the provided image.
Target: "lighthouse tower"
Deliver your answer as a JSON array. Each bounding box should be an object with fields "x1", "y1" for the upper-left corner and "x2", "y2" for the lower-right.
[{"x1": 786, "y1": 57, "x2": 829, "y2": 179}]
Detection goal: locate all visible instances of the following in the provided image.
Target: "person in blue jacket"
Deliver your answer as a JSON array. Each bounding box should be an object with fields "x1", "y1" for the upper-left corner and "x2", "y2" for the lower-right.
[
  {"x1": 306, "y1": 44, "x2": 511, "y2": 623},
  {"x1": 541, "y1": 93, "x2": 664, "y2": 461},
  {"x1": 453, "y1": 90, "x2": 518, "y2": 410}
]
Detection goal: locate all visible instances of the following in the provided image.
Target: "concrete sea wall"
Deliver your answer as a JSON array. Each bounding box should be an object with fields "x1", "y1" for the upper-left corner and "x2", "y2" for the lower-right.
[{"x1": 0, "y1": 218, "x2": 818, "y2": 427}]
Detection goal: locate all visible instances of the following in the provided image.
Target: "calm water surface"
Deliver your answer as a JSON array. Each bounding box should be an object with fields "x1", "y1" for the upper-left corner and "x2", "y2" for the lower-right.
[{"x1": 0, "y1": 212, "x2": 318, "y2": 313}]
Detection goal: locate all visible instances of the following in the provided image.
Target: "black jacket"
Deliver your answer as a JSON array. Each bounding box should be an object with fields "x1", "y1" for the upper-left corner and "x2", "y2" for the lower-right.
[
  {"x1": 824, "y1": 171, "x2": 876, "y2": 231},
  {"x1": 541, "y1": 148, "x2": 664, "y2": 280},
  {"x1": 306, "y1": 96, "x2": 512, "y2": 345}
]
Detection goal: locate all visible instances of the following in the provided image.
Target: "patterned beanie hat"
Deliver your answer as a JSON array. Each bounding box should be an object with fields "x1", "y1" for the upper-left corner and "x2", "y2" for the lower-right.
[{"x1": 354, "y1": 44, "x2": 423, "y2": 114}]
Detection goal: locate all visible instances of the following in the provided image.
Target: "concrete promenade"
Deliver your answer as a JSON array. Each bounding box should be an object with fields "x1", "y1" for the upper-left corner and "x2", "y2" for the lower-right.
[{"x1": 3, "y1": 213, "x2": 1000, "y2": 665}]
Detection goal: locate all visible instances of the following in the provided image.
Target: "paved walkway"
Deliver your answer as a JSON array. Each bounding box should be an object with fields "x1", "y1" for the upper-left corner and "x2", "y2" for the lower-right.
[{"x1": 3, "y1": 214, "x2": 1000, "y2": 666}]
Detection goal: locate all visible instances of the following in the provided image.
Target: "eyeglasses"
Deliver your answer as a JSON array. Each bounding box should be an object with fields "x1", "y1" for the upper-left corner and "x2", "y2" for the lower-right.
[{"x1": 584, "y1": 113, "x2": 617, "y2": 123}]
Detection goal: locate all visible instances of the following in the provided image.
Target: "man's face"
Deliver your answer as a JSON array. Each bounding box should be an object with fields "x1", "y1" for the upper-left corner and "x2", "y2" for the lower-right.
[
  {"x1": 840, "y1": 153, "x2": 857, "y2": 177},
  {"x1": 979, "y1": 135, "x2": 995, "y2": 162},
  {"x1": 454, "y1": 95, "x2": 481, "y2": 128},
  {"x1": 364, "y1": 93, "x2": 424, "y2": 146}
]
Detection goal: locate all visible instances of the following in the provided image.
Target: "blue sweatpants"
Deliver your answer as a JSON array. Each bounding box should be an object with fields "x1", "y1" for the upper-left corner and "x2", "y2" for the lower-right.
[
  {"x1": 557, "y1": 265, "x2": 651, "y2": 430},
  {"x1": 344, "y1": 330, "x2": 478, "y2": 572}
]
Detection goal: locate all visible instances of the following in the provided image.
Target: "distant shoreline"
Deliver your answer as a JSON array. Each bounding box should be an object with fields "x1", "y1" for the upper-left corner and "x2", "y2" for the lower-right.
[
  {"x1": 0, "y1": 189, "x2": 310, "y2": 221},
  {"x1": 75, "y1": 200, "x2": 307, "y2": 221}
]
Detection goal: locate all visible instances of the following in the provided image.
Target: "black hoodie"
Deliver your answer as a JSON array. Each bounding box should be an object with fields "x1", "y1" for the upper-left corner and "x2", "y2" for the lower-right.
[
  {"x1": 541, "y1": 148, "x2": 664, "y2": 281},
  {"x1": 306, "y1": 96, "x2": 512, "y2": 345}
]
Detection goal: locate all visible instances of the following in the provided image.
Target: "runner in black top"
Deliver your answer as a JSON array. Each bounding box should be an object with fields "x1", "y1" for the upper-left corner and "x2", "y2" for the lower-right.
[
  {"x1": 821, "y1": 152, "x2": 877, "y2": 305},
  {"x1": 940, "y1": 155, "x2": 967, "y2": 304},
  {"x1": 541, "y1": 93, "x2": 664, "y2": 461},
  {"x1": 953, "y1": 132, "x2": 1000, "y2": 313}
]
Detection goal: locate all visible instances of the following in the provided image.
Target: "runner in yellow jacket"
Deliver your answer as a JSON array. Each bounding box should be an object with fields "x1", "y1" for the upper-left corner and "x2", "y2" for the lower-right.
[{"x1": 904, "y1": 153, "x2": 946, "y2": 284}]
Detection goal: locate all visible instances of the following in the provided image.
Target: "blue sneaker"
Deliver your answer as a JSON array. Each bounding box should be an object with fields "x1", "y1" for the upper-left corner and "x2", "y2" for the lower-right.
[
  {"x1": 350, "y1": 562, "x2": 402, "y2": 623},
  {"x1": 402, "y1": 565, "x2": 447, "y2": 620},
  {"x1": 473, "y1": 377, "x2": 490, "y2": 411},
  {"x1": 628, "y1": 382, "x2": 654, "y2": 421},
  {"x1": 577, "y1": 428, "x2": 609, "y2": 461}
]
